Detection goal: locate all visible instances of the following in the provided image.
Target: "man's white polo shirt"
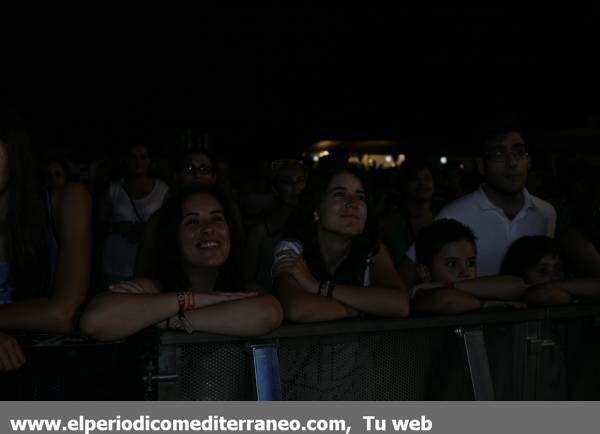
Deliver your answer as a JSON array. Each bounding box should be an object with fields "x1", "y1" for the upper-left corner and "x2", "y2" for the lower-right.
[{"x1": 407, "y1": 186, "x2": 556, "y2": 277}]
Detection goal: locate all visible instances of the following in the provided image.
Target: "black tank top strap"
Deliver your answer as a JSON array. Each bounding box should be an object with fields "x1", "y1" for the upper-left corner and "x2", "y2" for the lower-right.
[
  {"x1": 45, "y1": 190, "x2": 58, "y2": 240},
  {"x1": 44, "y1": 190, "x2": 59, "y2": 290}
]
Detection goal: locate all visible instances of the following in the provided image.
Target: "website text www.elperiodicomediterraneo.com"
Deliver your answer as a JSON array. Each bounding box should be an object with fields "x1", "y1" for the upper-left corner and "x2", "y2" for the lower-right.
[{"x1": 9, "y1": 414, "x2": 433, "y2": 434}]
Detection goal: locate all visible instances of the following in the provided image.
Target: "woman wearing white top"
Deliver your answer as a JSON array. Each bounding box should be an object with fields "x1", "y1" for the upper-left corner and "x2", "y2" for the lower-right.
[{"x1": 99, "y1": 144, "x2": 169, "y2": 285}]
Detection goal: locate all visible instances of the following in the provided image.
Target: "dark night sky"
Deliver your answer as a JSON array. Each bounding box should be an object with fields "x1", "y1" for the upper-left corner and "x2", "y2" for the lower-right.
[{"x1": 2, "y1": 6, "x2": 600, "y2": 159}]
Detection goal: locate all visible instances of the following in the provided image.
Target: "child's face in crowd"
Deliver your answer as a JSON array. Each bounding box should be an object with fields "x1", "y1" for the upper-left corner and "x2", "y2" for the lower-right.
[
  {"x1": 523, "y1": 254, "x2": 564, "y2": 285},
  {"x1": 316, "y1": 172, "x2": 368, "y2": 238},
  {"x1": 428, "y1": 240, "x2": 477, "y2": 283},
  {"x1": 178, "y1": 193, "x2": 231, "y2": 268}
]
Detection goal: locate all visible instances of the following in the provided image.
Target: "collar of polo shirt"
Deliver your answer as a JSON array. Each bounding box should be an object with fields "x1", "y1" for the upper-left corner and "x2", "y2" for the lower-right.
[{"x1": 475, "y1": 184, "x2": 537, "y2": 213}]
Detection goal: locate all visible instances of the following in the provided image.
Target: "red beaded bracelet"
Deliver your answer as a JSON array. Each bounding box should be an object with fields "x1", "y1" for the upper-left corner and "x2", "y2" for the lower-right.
[{"x1": 176, "y1": 291, "x2": 195, "y2": 311}]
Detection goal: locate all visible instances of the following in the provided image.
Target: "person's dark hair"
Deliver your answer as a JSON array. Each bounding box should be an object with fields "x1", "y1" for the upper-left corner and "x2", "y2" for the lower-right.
[
  {"x1": 415, "y1": 219, "x2": 477, "y2": 267},
  {"x1": 125, "y1": 142, "x2": 152, "y2": 158},
  {"x1": 0, "y1": 113, "x2": 51, "y2": 299},
  {"x1": 380, "y1": 157, "x2": 434, "y2": 215},
  {"x1": 155, "y1": 185, "x2": 243, "y2": 293},
  {"x1": 398, "y1": 157, "x2": 433, "y2": 186},
  {"x1": 500, "y1": 236, "x2": 560, "y2": 278},
  {"x1": 270, "y1": 159, "x2": 306, "y2": 184},
  {"x1": 284, "y1": 162, "x2": 379, "y2": 284},
  {"x1": 479, "y1": 127, "x2": 527, "y2": 158}
]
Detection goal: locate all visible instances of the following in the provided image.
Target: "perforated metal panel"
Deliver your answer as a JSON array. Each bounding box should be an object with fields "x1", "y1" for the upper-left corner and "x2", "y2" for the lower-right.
[
  {"x1": 278, "y1": 334, "x2": 373, "y2": 400},
  {"x1": 275, "y1": 328, "x2": 471, "y2": 400},
  {"x1": 174, "y1": 343, "x2": 252, "y2": 400},
  {"x1": 160, "y1": 328, "x2": 471, "y2": 401},
  {"x1": 4, "y1": 307, "x2": 600, "y2": 400}
]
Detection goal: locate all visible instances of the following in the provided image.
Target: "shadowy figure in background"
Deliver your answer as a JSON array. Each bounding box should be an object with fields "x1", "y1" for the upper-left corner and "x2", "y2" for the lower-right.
[
  {"x1": 244, "y1": 159, "x2": 308, "y2": 290},
  {"x1": 557, "y1": 160, "x2": 600, "y2": 279},
  {"x1": 44, "y1": 158, "x2": 72, "y2": 191},
  {"x1": 98, "y1": 143, "x2": 169, "y2": 286},
  {"x1": 379, "y1": 159, "x2": 439, "y2": 268}
]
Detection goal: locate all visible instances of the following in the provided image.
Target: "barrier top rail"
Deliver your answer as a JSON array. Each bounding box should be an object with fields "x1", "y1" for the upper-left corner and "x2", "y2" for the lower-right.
[
  {"x1": 157, "y1": 301, "x2": 600, "y2": 346},
  {"x1": 10, "y1": 302, "x2": 600, "y2": 348},
  {"x1": 11, "y1": 333, "x2": 126, "y2": 348}
]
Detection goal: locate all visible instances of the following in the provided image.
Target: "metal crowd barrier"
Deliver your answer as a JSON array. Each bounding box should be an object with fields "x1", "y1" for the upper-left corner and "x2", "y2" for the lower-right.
[
  {"x1": 2, "y1": 303, "x2": 600, "y2": 400},
  {"x1": 0, "y1": 334, "x2": 147, "y2": 400},
  {"x1": 150, "y1": 302, "x2": 600, "y2": 400}
]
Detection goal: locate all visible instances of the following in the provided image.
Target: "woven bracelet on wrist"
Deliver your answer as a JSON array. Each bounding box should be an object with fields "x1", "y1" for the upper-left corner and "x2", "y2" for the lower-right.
[{"x1": 176, "y1": 292, "x2": 186, "y2": 312}]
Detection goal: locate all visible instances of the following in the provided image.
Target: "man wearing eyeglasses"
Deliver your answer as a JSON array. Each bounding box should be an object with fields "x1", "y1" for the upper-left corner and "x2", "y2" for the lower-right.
[
  {"x1": 179, "y1": 152, "x2": 216, "y2": 188},
  {"x1": 400, "y1": 129, "x2": 556, "y2": 286},
  {"x1": 480, "y1": 131, "x2": 531, "y2": 218}
]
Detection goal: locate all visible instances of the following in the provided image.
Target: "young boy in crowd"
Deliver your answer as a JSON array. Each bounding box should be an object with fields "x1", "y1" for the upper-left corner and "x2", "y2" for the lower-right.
[
  {"x1": 501, "y1": 236, "x2": 600, "y2": 300},
  {"x1": 412, "y1": 219, "x2": 528, "y2": 314}
]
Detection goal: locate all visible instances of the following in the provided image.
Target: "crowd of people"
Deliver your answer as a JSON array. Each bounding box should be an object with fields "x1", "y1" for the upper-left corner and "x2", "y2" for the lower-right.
[{"x1": 1, "y1": 114, "x2": 599, "y2": 374}]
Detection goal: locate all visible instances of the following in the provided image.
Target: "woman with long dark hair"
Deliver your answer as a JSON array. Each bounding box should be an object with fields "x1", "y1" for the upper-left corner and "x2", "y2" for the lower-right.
[
  {"x1": 0, "y1": 114, "x2": 92, "y2": 371},
  {"x1": 80, "y1": 186, "x2": 282, "y2": 340},
  {"x1": 272, "y1": 163, "x2": 409, "y2": 322}
]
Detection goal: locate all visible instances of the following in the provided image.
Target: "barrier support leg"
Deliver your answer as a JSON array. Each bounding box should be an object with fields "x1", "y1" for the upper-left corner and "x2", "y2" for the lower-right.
[
  {"x1": 455, "y1": 326, "x2": 495, "y2": 400},
  {"x1": 250, "y1": 343, "x2": 282, "y2": 401}
]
